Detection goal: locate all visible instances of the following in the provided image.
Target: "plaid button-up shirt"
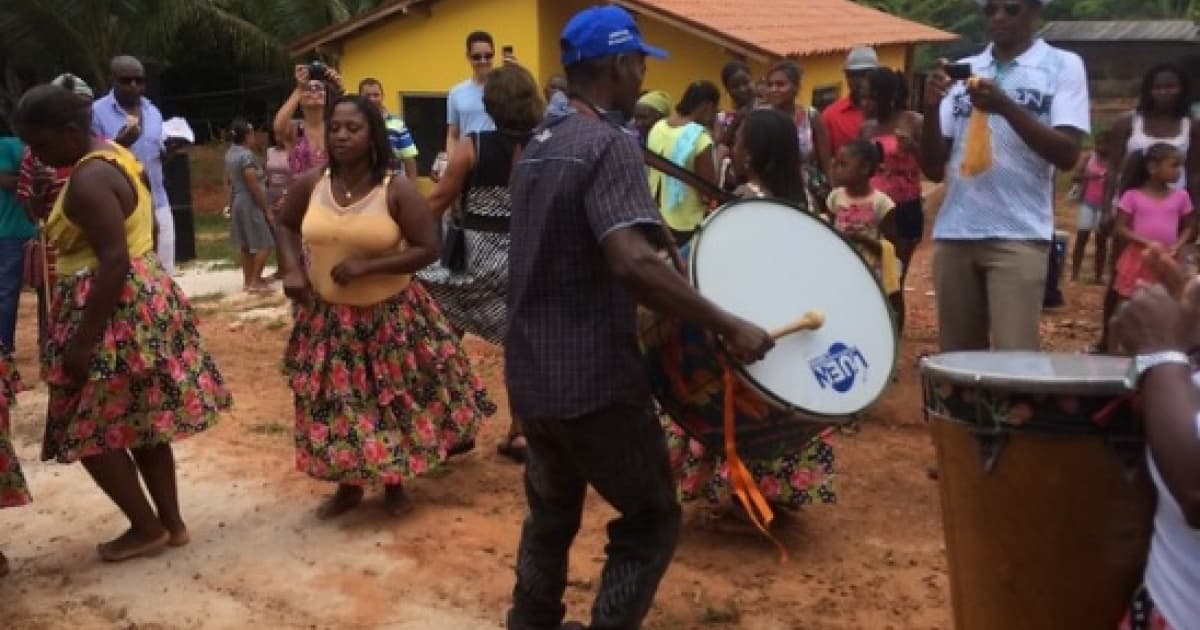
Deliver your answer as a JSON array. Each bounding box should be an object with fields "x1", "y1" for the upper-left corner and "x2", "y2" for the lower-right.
[{"x1": 505, "y1": 110, "x2": 664, "y2": 420}]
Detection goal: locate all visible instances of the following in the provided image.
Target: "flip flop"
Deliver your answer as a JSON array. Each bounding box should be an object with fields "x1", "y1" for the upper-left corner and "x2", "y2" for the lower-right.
[
  {"x1": 97, "y1": 531, "x2": 170, "y2": 563},
  {"x1": 446, "y1": 438, "x2": 476, "y2": 458}
]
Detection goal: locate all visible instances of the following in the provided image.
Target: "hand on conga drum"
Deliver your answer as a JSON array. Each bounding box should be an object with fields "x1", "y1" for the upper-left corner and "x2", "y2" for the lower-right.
[
  {"x1": 721, "y1": 317, "x2": 774, "y2": 364},
  {"x1": 1144, "y1": 244, "x2": 1191, "y2": 298},
  {"x1": 1111, "y1": 280, "x2": 1200, "y2": 355}
]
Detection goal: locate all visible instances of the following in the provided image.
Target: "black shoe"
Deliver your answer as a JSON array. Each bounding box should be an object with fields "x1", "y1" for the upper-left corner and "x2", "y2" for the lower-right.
[
  {"x1": 560, "y1": 623, "x2": 587, "y2": 630},
  {"x1": 446, "y1": 438, "x2": 476, "y2": 458}
]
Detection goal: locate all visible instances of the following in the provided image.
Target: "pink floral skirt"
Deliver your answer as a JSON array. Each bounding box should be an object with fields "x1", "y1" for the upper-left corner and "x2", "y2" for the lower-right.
[
  {"x1": 284, "y1": 281, "x2": 495, "y2": 485},
  {"x1": 41, "y1": 255, "x2": 231, "y2": 463},
  {"x1": 1114, "y1": 243, "x2": 1160, "y2": 298},
  {"x1": 662, "y1": 418, "x2": 836, "y2": 509},
  {"x1": 0, "y1": 354, "x2": 28, "y2": 508}
]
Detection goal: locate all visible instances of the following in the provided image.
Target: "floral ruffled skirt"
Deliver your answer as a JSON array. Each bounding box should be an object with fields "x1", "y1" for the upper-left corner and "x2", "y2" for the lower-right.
[
  {"x1": 284, "y1": 281, "x2": 495, "y2": 485},
  {"x1": 0, "y1": 355, "x2": 27, "y2": 508},
  {"x1": 663, "y1": 418, "x2": 836, "y2": 510},
  {"x1": 41, "y1": 255, "x2": 231, "y2": 463}
]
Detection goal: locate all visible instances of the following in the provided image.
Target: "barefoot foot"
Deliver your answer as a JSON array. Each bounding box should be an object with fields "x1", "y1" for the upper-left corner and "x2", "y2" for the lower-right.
[
  {"x1": 97, "y1": 528, "x2": 170, "y2": 562},
  {"x1": 162, "y1": 521, "x2": 191, "y2": 547},
  {"x1": 384, "y1": 485, "x2": 413, "y2": 517},
  {"x1": 316, "y1": 485, "x2": 364, "y2": 520}
]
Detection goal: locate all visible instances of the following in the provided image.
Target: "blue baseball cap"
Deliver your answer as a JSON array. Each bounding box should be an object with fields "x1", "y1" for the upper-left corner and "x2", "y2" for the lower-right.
[{"x1": 560, "y1": 5, "x2": 668, "y2": 68}]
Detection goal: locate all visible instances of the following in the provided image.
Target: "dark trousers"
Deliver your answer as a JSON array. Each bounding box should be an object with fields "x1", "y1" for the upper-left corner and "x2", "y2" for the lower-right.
[
  {"x1": 508, "y1": 403, "x2": 681, "y2": 630},
  {"x1": 0, "y1": 237, "x2": 28, "y2": 352}
]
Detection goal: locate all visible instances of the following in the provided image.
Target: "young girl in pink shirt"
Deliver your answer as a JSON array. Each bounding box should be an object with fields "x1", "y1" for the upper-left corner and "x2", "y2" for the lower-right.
[{"x1": 1113, "y1": 143, "x2": 1195, "y2": 306}]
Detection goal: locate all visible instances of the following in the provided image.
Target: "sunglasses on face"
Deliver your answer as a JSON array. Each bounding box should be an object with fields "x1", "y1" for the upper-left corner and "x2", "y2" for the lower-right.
[
  {"x1": 470, "y1": 53, "x2": 495, "y2": 62},
  {"x1": 305, "y1": 83, "x2": 326, "y2": 93},
  {"x1": 116, "y1": 76, "x2": 145, "y2": 86},
  {"x1": 983, "y1": 2, "x2": 1024, "y2": 17}
]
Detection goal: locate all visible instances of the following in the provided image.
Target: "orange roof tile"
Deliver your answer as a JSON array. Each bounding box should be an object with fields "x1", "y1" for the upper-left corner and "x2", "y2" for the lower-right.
[
  {"x1": 615, "y1": 0, "x2": 957, "y2": 58},
  {"x1": 290, "y1": 0, "x2": 956, "y2": 58}
]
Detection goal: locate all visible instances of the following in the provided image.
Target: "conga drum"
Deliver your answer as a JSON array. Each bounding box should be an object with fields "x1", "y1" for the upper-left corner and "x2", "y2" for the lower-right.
[
  {"x1": 640, "y1": 198, "x2": 898, "y2": 459},
  {"x1": 922, "y1": 352, "x2": 1154, "y2": 629}
]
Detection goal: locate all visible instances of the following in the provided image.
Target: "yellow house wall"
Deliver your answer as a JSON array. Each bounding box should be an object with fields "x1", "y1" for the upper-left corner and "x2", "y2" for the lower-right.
[
  {"x1": 338, "y1": 0, "x2": 542, "y2": 115},
  {"x1": 338, "y1": 0, "x2": 914, "y2": 112}
]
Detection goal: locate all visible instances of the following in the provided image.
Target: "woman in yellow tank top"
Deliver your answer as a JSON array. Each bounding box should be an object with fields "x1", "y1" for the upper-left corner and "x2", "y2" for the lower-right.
[
  {"x1": 276, "y1": 95, "x2": 494, "y2": 518},
  {"x1": 13, "y1": 85, "x2": 232, "y2": 562}
]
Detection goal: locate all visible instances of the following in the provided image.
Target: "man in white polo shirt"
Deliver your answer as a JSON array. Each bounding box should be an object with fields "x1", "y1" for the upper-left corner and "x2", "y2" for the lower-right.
[{"x1": 921, "y1": 0, "x2": 1089, "y2": 351}]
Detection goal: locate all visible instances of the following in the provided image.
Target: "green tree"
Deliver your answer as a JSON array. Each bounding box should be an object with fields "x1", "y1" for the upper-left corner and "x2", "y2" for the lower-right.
[{"x1": 0, "y1": 0, "x2": 385, "y2": 124}]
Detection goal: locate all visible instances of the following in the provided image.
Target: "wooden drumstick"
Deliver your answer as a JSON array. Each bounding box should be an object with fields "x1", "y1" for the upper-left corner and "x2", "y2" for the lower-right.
[{"x1": 769, "y1": 310, "x2": 825, "y2": 340}]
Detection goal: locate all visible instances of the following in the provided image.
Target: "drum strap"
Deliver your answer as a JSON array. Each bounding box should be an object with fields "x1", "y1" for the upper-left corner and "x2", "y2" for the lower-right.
[{"x1": 722, "y1": 369, "x2": 789, "y2": 562}]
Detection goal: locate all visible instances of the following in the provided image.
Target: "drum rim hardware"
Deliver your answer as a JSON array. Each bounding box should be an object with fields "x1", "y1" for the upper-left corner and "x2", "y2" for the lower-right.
[{"x1": 921, "y1": 351, "x2": 1133, "y2": 396}]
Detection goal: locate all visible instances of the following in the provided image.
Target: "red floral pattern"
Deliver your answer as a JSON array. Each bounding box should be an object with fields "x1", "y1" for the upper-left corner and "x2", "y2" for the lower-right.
[
  {"x1": 285, "y1": 281, "x2": 495, "y2": 485},
  {"x1": 0, "y1": 354, "x2": 27, "y2": 508},
  {"x1": 663, "y1": 419, "x2": 836, "y2": 509},
  {"x1": 41, "y1": 255, "x2": 231, "y2": 463}
]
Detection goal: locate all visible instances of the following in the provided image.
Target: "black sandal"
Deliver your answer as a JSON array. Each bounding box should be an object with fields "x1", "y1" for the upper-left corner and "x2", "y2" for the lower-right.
[
  {"x1": 497, "y1": 435, "x2": 527, "y2": 464},
  {"x1": 447, "y1": 438, "x2": 476, "y2": 458}
]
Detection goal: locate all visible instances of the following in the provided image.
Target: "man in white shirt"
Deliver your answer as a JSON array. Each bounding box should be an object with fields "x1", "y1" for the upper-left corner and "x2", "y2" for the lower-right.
[
  {"x1": 445, "y1": 30, "x2": 498, "y2": 157},
  {"x1": 920, "y1": 0, "x2": 1089, "y2": 351}
]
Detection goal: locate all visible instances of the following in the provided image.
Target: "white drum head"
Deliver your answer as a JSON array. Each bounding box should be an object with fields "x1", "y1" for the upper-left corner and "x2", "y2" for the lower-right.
[{"x1": 689, "y1": 199, "x2": 897, "y2": 416}]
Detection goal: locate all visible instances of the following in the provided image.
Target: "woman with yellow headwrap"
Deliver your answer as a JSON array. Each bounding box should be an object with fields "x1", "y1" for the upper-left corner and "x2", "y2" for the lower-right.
[{"x1": 633, "y1": 90, "x2": 671, "y2": 144}]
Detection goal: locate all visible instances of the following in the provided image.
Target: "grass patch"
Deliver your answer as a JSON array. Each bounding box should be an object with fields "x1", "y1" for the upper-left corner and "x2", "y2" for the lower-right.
[
  {"x1": 192, "y1": 211, "x2": 237, "y2": 264},
  {"x1": 189, "y1": 292, "x2": 225, "y2": 304},
  {"x1": 247, "y1": 421, "x2": 289, "y2": 436}
]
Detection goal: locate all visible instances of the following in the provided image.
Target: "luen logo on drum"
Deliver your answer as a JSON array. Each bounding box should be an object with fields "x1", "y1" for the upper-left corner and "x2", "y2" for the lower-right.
[{"x1": 809, "y1": 343, "x2": 869, "y2": 393}]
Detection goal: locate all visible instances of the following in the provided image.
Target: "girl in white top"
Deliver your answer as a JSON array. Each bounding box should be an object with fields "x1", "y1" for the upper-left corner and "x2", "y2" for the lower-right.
[
  {"x1": 1111, "y1": 250, "x2": 1200, "y2": 630},
  {"x1": 1094, "y1": 63, "x2": 1200, "y2": 353},
  {"x1": 1105, "y1": 63, "x2": 1199, "y2": 207}
]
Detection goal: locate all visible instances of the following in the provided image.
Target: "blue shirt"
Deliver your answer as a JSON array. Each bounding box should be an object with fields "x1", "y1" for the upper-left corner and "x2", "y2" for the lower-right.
[
  {"x1": 91, "y1": 93, "x2": 169, "y2": 209},
  {"x1": 934, "y1": 39, "x2": 1091, "y2": 241},
  {"x1": 0, "y1": 137, "x2": 34, "y2": 240},
  {"x1": 545, "y1": 91, "x2": 574, "y2": 120},
  {"x1": 447, "y1": 78, "x2": 495, "y2": 136}
]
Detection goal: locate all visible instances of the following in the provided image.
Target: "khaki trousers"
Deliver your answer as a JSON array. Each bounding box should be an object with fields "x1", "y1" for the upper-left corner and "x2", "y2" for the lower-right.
[{"x1": 933, "y1": 240, "x2": 1050, "y2": 352}]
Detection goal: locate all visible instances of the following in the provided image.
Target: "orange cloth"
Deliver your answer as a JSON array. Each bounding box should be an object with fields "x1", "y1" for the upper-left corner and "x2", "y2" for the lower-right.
[{"x1": 960, "y1": 77, "x2": 993, "y2": 177}]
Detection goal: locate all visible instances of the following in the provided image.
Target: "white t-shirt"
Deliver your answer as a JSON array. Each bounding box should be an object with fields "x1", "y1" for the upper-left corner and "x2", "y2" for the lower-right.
[
  {"x1": 1146, "y1": 454, "x2": 1200, "y2": 629},
  {"x1": 1143, "y1": 370, "x2": 1200, "y2": 628},
  {"x1": 934, "y1": 39, "x2": 1091, "y2": 241}
]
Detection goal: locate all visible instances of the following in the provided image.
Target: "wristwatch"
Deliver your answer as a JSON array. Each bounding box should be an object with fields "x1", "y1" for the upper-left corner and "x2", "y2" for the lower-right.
[{"x1": 1125, "y1": 350, "x2": 1191, "y2": 388}]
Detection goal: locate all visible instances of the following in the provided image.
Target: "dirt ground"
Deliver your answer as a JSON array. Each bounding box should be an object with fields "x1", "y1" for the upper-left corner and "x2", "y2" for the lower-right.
[{"x1": 1, "y1": 220, "x2": 1107, "y2": 629}]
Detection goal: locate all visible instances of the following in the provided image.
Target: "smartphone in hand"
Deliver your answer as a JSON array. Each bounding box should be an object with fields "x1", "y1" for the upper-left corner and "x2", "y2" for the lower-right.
[{"x1": 945, "y1": 63, "x2": 972, "y2": 81}]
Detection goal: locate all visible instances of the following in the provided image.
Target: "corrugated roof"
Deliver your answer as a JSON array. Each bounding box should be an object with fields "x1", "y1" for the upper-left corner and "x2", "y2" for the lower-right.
[
  {"x1": 290, "y1": 0, "x2": 956, "y2": 58},
  {"x1": 615, "y1": 0, "x2": 956, "y2": 58},
  {"x1": 1040, "y1": 20, "x2": 1199, "y2": 42}
]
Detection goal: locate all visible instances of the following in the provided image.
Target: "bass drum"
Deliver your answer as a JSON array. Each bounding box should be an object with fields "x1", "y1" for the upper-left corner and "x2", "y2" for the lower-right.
[{"x1": 639, "y1": 198, "x2": 898, "y2": 458}]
